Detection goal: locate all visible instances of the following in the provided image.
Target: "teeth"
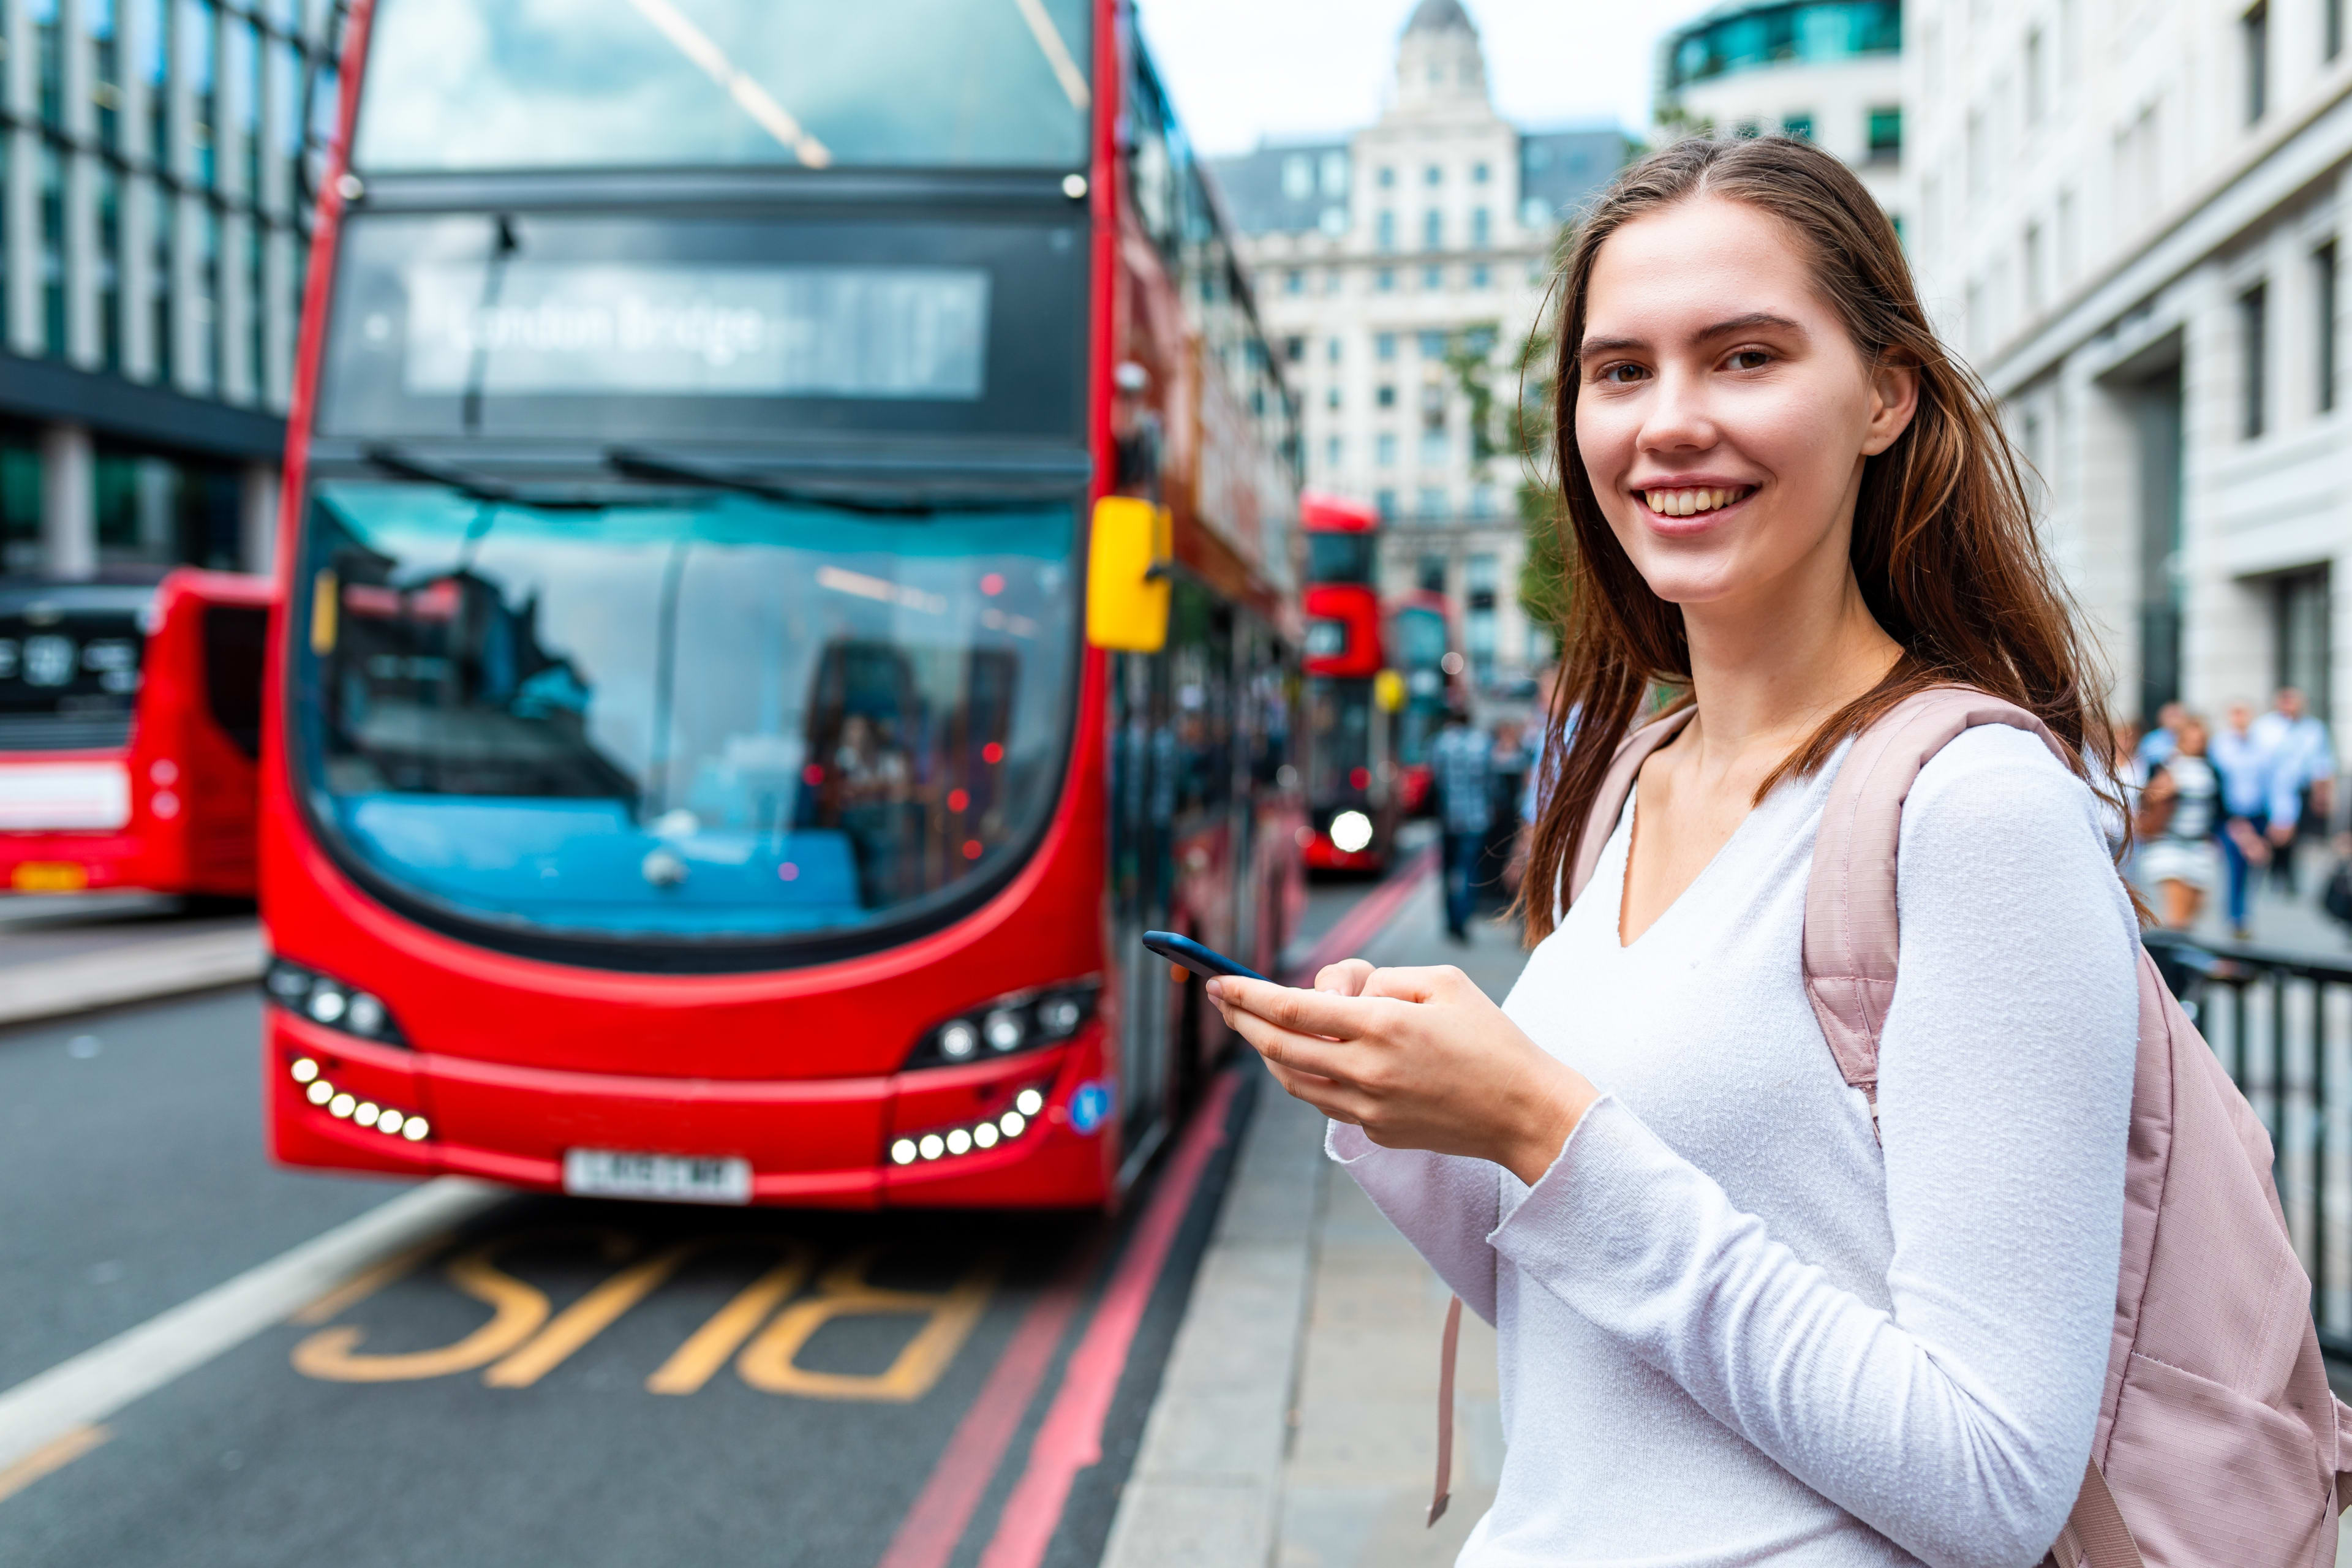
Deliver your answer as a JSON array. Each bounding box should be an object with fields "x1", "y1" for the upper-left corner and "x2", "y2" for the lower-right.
[{"x1": 1645, "y1": 487, "x2": 1745, "y2": 515}]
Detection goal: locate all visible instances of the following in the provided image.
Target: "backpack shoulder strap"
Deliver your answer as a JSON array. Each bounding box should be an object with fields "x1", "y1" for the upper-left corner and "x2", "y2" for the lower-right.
[
  {"x1": 1566, "y1": 704, "x2": 1697, "y2": 908},
  {"x1": 1803, "y1": 687, "x2": 2069, "y2": 1116}
]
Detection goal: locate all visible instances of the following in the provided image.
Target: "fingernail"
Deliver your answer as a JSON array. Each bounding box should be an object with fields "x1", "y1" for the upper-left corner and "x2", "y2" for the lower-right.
[{"x1": 1204, "y1": 978, "x2": 1226, "y2": 1000}]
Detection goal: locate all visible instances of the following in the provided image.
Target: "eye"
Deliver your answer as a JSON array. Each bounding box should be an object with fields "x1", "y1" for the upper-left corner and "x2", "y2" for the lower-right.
[
  {"x1": 1594, "y1": 361, "x2": 1648, "y2": 385},
  {"x1": 1726, "y1": 348, "x2": 1774, "y2": 372}
]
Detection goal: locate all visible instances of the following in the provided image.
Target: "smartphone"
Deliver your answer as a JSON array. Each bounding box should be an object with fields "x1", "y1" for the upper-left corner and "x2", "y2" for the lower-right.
[{"x1": 1142, "y1": 930, "x2": 1269, "y2": 984}]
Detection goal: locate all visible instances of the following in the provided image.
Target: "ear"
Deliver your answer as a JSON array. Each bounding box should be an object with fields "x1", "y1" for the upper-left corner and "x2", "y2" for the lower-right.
[{"x1": 1859, "y1": 354, "x2": 1920, "y2": 456}]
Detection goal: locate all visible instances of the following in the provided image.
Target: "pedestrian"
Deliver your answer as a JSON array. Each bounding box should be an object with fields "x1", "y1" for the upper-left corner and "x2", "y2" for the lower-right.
[
  {"x1": 2207, "y1": 699, "x2": 2274, "y2": 940},
  {"x1": 2137, "y1": 699, "x2": 2185, "y2": 772},
  {"x1": 2252, "y1": 686, "x2": 2335, "y2": 891},
  {"x1": 1428, "y1": 699, "x2": 1493, "y2": 943},
  {"x1": 2138, "y1": 713, "x2": 2223, "y2": 932},
  {"x1": 1205, "y1": 137, "x2": 2144, "y2": 1563}
]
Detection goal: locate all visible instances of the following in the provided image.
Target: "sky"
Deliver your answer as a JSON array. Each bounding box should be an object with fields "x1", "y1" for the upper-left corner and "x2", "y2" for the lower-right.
[{"x1": 1137, "y1": 0, "x2": 1720, "y2": 157}]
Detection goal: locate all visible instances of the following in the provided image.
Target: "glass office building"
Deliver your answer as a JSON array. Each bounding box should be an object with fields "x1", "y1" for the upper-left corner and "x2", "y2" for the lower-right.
[{"x1": 0, "y1": 0, "x2": 342, "y2": 578}]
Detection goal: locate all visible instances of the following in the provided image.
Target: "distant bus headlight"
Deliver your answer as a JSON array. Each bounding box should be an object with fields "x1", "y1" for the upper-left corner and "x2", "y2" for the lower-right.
[
  {"x1": 1037, "y1": 995, "x2": 1084, "y2": 1038},
  {"x1": 937, "y1": 1020, "x2": 981, "y2": 1061},
  {"x1": 344, "y1": 993, "x2": 387, "y2": 1037},
  {"x1": 307, "y1": 984, "x2": 349, "y2": 1025},
  {"x1": 1329, "y1": 810, "x2": 1374, "y2": 853},
  {"x1": 983, "y1": 1008, "x2": 1026, "y2": 1053}
]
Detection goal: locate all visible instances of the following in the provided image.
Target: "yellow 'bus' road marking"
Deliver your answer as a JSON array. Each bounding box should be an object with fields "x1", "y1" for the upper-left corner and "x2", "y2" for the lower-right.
[
  {"x1": 292, "y1": 1236, "x2": 569, "y2": 1382},
  {"x1": 646, "y1": 1243, "x2": 818, "y2": 1396},
  {"x1": 737, "y1": 1248, "x2": 1006, "y2": 1403},
  {"x1": 486, "y1": 1243, "x2": 699, "y2": 1389},
  {"x1": 288, "y1": 1234, "x2": 451, "y2": 1327},
  {"x1": 0, "y1": 1424, "x2": 110, "y2": 1506}
]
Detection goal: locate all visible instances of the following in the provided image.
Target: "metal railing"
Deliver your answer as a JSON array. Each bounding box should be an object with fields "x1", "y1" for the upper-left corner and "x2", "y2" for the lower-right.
[{"x1": 2144, "y1": 929, "x2": 2352, "y2": 1359}]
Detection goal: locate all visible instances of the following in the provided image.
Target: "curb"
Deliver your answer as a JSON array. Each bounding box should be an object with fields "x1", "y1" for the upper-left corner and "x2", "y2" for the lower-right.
[{"x1": 0, "y1": 926, "x2": 266, "y2": 1031}]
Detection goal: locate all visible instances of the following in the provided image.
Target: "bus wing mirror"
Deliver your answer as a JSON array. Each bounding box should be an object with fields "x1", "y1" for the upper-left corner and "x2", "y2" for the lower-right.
[
  {"x1": 1374, "y1": 669, "x2": 1407, "y2": 712},
  {"x1": 1086, "y1": 497, "x2": 1171, "y2": 653}
]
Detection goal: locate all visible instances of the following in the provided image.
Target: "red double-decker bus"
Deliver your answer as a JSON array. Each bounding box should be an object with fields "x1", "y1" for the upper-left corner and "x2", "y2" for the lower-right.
[
  {"x1": 1, "y1": 570, "x2": 271, "y2": 899},
  {"x1": 260, "y1": 0, "x2": 1302, "y2": 1207},
  {"x1": 1298, "y1": 495, "x2": 1397, "y2": 872}
]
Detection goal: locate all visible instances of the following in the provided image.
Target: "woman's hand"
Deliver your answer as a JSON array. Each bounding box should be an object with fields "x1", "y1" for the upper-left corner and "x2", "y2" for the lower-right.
[{"x1": 1206, "y1": 965, "x2": 1599, "y2": 1187}]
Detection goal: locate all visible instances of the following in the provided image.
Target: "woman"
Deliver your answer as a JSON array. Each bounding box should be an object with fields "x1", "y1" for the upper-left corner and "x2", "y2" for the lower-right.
[
  {"x1": 1208, "y1": 137, "x2": 2139, "y2": 1566},
  {"x1": 2138, "y1": 712, "x2": 2223, "y2": 932}
]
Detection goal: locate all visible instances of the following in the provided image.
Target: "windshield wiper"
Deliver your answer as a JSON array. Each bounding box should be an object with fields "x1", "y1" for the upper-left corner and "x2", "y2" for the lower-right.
[
  {"x1": 361, "y1": 445, "x2": 614, "y2": 512},
  {"x1": 606, "y1": 448, "x2": 961, "y2": 518}
]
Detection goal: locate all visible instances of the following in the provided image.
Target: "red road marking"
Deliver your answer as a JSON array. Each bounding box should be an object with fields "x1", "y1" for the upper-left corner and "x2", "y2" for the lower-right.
[
  {"x1": 1287, "y1": 843, "x2": 1439, "y2": 982},
  {"x1": 873, "y1": 1239, "x2": 1101, "y2": 1568},
  {"x1": 973, "y1": 1069, "x2": 1241, "y2": 1568}
]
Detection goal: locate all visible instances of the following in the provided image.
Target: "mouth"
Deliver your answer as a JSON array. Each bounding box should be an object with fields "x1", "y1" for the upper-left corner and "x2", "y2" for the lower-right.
[{"x1": 1635, "y1": 484, "x2": 1757, "y2": 519}]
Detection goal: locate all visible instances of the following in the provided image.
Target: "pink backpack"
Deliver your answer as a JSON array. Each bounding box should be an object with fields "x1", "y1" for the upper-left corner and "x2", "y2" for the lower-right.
[{"x1": 1428, "y1": 687, "x2": 2352, "y2": 1564}]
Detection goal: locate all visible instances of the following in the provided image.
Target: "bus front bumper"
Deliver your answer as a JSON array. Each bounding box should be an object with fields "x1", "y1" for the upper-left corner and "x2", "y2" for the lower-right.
[{"x1": 263, "y1": 1009, "x2": 1116, "y2": 1208}]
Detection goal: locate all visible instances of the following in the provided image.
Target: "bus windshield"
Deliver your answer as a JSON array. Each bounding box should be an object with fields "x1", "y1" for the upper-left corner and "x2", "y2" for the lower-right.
[
  {"x1": 294, "y1": 481, "x2": 1078, "y2": 946},
  {"x1": 1305, "y1": 676, "x2": 1370, "y2": 799},
  {"x1": 0, "y1": 584, "x2": 149, "y2": 753},
  {"x1": 355, "y1": 0, "x2": 1093, "y2": 173}
]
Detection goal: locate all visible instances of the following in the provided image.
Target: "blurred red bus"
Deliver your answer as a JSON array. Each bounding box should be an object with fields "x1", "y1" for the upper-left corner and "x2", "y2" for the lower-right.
[
  {"x1": 1299, "y1": 495, "x2": 1398, "y2": 872},
  {"x1": 260, "y1": 0, "x2": 1303, "y2": 1207},
  {"x1": 0, "y1": 570, "x2": 271, "y2": 899}
]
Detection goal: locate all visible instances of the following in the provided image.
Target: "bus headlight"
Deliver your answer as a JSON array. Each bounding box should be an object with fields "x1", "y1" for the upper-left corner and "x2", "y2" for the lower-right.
[
  {"x1": 265, "y1": 958, "x2": 407, "y2": 1046},
  {"x1": 906, "y1": 979, "x2": 1098, "y2": 1069},
  {"x1": 1329, "y1": 810, "x2": 1374, "y2": 853}
]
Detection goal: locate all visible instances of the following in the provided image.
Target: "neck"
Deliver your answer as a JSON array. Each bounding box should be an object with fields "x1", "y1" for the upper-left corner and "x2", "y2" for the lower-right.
[{"x1": 1678, "y1": 545, "x2": 1901, "y2": 770}]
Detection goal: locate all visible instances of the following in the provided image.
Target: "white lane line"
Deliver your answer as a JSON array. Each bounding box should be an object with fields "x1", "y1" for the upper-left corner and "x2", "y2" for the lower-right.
[
  {"x1": 0, "y1": 925, "x2": 266, "y2": 1029},
  {"x1": 0, "y1": 1178, "x2": 502, "y2": 1472}
]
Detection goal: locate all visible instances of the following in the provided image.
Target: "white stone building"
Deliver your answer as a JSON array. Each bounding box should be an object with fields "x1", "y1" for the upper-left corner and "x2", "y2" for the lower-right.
[
  {"x1": 1210, "y1": 0, "x2": 1629, "y2": 693},
  {"x1": 1656, "y1": 0, "x2": 1905, "y2": 224},
  {"x1": 1903, "y1": 0, "x2": 2350, "y2": 740}
]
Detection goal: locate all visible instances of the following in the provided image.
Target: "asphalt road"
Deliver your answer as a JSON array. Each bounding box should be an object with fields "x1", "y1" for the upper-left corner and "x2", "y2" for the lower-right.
[{"x1": 0, "y1": 877, "x2": 1382, "y2": 1568}]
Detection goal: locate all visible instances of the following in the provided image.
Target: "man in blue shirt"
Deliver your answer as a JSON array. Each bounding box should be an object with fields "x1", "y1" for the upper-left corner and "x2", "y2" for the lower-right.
[{"x1": 1430, "y1": 701, "x2": 1492, "y2": 943}]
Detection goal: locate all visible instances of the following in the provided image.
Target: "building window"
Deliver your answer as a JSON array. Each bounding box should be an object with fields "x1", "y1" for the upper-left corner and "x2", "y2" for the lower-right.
[
  {"x1": 2329, "y1": 0, "x2": 2345, "y2": 61},
  {"x1": 1321, "y1": 151, "x2": 1349, "y2": 195},
  {"x1": 1319, "y1": 206, "x2": 1347, "y2": 238},
  {"x1": 185, "y1": 0, "x2": 220, "y2": 189},
  {"x1": 1415, "y1": 486, "x2": 1445, "y2": 519},
  {"x1": 1285, "y1": 269, "x2": 1304, "y2": 295},
  {"x1": 1324, "y1": 435, "x2": 1341, "y2": 467},
  {"x1": 1283, "y1": 334, "x2": 1305, "y2": 364},
  {"x1": 1376, "y1": 210, "x2": 1396, "y2": 251},
  {"x1": 1866, "y1": 106, "x2": 1901, "y2": 163},
  {"x1": 1418, "y1": 427, "x2": 1447, "y2": 467},
  {"x1": 1375, "y1": 488, "x2": 1397, "y2": 520},
  {"x1": 1469, "y1": 485, "x2": 1496, "y2": 518},
  {"x1": 2317, "y1": 241, "x2": 2339, "y2": 414},
  {"x1": 1470, "y1": 263, "x2": 1490, "y2": 288},
  {"x1": 1466, "y1": 553, "x2": 1498, "y2": 681},
  {"x1": 1325, "y1": 386, "x2": 1340, "y2": 410},
  {"x1": 1425, "y1": 164, "x2": 1442, "y2": 187},
  {"x1": 1324, "y1": 266, "x2": 1343, "y2": 294},
  {"x1": 1782, "y1": 113, "x2": 1813, "y2": 139},
  {"x1": 1471, "y1": 161, "x2": 1489, "y2": 184},
  {"x1": 1376, "y1": 384, "x2": 1397, "y2": 408},
  {"x1": 34, "y1": 0, "x2": 63, "y2": 124},
  {"x1": 1422, "y1": 209, "x2": 1442, "y2": 250},
  {"x1": 2239, "y1": 281, "x2": 2268, "y2": 439},
  {"x1": 97, "y1": 164, "x2": 123, "y2": 372},
  {"x1": 1376, "y1": 268, "x2": 1395, "y2": 292},
  {"x1": 1378, "y1": 165, "x2": 1395, "y2": 189},
  {"x1": 39, "y1": 141, "x2": 66, "y2": 356},
  {"x1": 2024, "y1": 223, "x2": 2044, "y2": 315},
  {"x1": 2243, "y1": 3, "x2": 2269, "y2": 125},
  {"x1": 1283, "y1": 154, "x2": 1313, "y2": 199},
  {"x1": 91, "y1": 0, "x2": 123, "y2": 150},
  {"x1": 1734, "y1": 119, "x2": 1762, "y2": 138},
  {"x1": 2025, "y1": 28, "x2": 2046, "y2": 126},
  {"x1": 1471, "y1": 206, "x2": 1490, "y2": 247},
  {"x1": 1326, "y1": 336, "x2": 1342, "y2": 364},
  {"x1": 1416, "y1": 331, "x2": 1444, "y2": 359},
  {"x1": 1376, "y1": 432, "x2": 1398, "y2": 467},
  {"x1": 1421, "y1": 265, "x2": 1441, "y2": 289},
  {"x1": 1417, "y1": 554, "x2": 1446, "y2": 592},
  {"x1": 2274, "y1": 567, "x2": 2332, "y2": 715},
  {"x1": 1376, "y1": 332, "x2": 1397, "y2": 361}
]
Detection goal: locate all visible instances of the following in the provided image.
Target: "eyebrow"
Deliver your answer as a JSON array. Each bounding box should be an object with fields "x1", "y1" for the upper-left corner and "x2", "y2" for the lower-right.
[{"x1": 1578, "y1": 311, "x2": 1809, "y2": 361}]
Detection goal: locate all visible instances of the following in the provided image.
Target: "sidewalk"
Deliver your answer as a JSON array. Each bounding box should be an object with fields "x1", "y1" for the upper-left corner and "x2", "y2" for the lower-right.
[{"x1": 1099, "y1": 872, "x2": 1526, "y2": 1568}]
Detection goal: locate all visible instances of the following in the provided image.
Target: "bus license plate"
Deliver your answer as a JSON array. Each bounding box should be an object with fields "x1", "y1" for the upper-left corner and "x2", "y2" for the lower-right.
[
  {"x1": 562, "y1": 1150, "x2": 752, "y2": 1205},
  {"x1": 11, "y1": 862, "x2": 89, "y2": 892}
]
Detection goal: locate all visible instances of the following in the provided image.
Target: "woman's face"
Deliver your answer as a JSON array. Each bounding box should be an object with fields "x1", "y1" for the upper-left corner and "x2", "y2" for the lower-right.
[{"x1": 1572, "y1": 196, "x2": 1915, "y2": 614}]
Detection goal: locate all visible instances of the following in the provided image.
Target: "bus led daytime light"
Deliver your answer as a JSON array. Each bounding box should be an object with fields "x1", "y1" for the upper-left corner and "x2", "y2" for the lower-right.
[
  {"x1": 328, "y1": 1093, "x2": 356, "y2": 1119},
  {"x1": 946, "y1": 1128, "x2": 973, "y2": 1155},
  {"x1": 290, "y1": 1058, "x2": 320, "y2": 1084},
  {"x1": 974, "y1": 1123, "x2": 1000, "y2": 1149},
  {"x1": 353, "y1": 1102, "x2": 380, "y2": 1128},
  {"x1": 895, "y1": 1083, "x2": 1048, "y2": 1170},
  {"x1": 998, "y1": 1110, "x2": 1026, "y2": 1138},
  {"x1": 1015, "y1": 1088, "x2": 1045, "y2": 1117},
  {"x1": 918, "y1": 1134, "x2": 945, "y2": 1161},
  {"x1": 890, "y1": 1139, "x2": 918, "y2": 1166},
  {"x1": 1329, "y1": 810, "x2": 1374, "y2": 854},
  {"x1": 402, "y1": 1118, "x2": 429, "y2": 1142},
  {"x1": 306, "y1": 1080, "x2": 333, "y2": 1106},
  {"x1": 287, "y1": 1057, "x2": 429, "y2": 1143}
]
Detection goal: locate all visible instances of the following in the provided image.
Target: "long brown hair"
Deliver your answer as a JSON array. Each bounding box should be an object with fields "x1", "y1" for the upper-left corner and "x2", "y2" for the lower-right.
[{"x1": 1519, "y1": 134, "x2": 2117, "y2": 944}]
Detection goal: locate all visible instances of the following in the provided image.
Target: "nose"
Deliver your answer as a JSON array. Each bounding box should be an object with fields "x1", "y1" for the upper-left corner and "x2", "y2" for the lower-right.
[{"x1": 1637, "y1": 363, "x2": 1718, "y2": 455}]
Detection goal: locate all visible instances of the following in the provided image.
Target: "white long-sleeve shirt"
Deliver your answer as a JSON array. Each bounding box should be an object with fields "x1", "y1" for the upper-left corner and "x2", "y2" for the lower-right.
[{"x1": 1332, "y1": 725, "x2": 2141, "y2": 1567}]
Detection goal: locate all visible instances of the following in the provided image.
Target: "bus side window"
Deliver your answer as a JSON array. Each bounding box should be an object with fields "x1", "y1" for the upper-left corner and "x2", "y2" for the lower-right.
[{"x1": 203, "y1": 604, "x2": 270, "y2": 760}]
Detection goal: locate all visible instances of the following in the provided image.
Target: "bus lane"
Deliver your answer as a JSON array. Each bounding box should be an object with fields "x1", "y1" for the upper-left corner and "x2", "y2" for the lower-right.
[{"x1": 0, "y1": 995, "x2": 1261, "y2": 1568}]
